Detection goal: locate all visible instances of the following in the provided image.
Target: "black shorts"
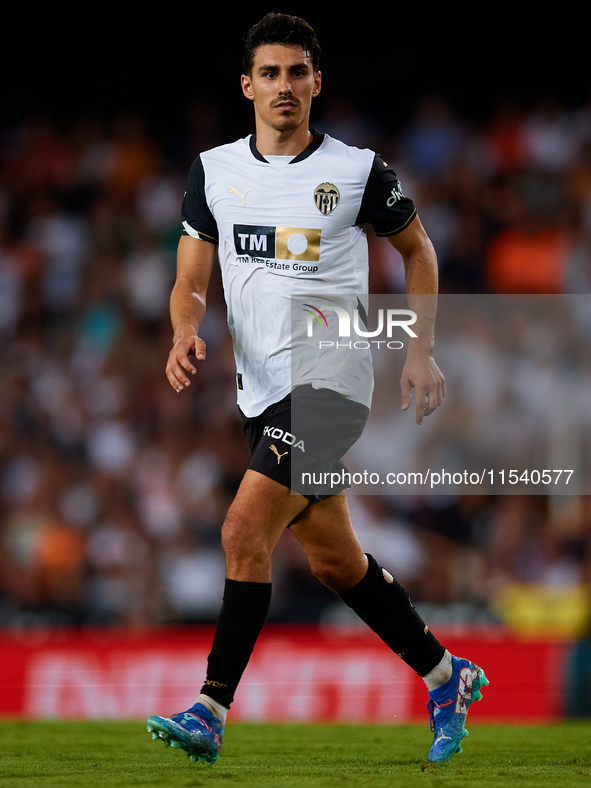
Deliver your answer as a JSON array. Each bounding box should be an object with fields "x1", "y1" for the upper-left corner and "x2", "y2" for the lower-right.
[{"x1": 240, "y1": 385, "x2": 370, "y2": 503}]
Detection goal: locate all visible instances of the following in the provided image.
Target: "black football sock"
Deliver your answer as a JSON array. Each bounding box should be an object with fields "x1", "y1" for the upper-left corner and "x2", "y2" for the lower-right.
[
  {"x1": 200, "y1": 578, "x2": 272, "y2": 709},
  {"x1": 339, "y1": 553, "x2": 445, "y2": 676}
]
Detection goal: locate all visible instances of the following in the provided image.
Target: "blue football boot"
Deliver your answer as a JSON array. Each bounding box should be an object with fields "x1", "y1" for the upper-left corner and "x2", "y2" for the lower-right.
[
  {"x1": 426, "y1": 654, "x2": 489, "y2": 762},
  {"x1": 147, "y1": 701, "x2": 224, "y2": 764}
]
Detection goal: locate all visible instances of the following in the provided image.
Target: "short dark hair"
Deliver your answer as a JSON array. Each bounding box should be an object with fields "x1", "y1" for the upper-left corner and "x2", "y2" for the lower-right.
[{"x1": 242, "y1": 12, "x2": 321, "y2": 75}]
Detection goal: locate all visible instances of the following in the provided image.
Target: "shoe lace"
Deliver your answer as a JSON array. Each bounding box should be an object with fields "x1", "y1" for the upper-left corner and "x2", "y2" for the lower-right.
[
  {"x1": 426, "y1": 698, "x2": 438, "y2": 732},
  {"x1": 426, "y1": 697, "x2": 453, "y2": 732},
  {"x1": 176, "y1": 703, "x2": 221, "y2": 732},
  {"x1": 192, "y1": 704, "x2": 221, "y2": 728}
]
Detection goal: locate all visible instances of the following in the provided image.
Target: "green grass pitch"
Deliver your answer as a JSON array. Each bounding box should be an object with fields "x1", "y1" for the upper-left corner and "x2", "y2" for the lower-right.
[{"x1": 1, "y1": 720, "x2": 590, "y2": 787}]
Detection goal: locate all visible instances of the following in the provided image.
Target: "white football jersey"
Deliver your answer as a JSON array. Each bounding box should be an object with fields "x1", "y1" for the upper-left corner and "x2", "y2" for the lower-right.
[{"x1": 182, "y1": 131, "x2": 416, "y2": 417}]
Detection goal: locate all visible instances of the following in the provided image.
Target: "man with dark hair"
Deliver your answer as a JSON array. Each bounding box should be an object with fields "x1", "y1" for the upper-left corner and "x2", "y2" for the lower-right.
[
  {"x1": 242, "y1": 11, "x2": 321, "y2": 75},
  {"x1": 147, "y1": 12, "x2": 488, "y2": 766}
]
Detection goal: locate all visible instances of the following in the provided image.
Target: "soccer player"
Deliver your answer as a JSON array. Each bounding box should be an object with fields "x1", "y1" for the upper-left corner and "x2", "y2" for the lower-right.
[{"x1": 147, "y1": 12, "x2": 488, "y2": 765}]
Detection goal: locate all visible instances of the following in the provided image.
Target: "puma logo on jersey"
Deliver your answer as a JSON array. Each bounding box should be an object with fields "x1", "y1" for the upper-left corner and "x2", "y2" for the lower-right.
[
  {"x1": 269, "y1": 444, "x2": 289, "y2": 464},
  {"x1": 229, "y1": 186, "x2": 252, "y2": 205}
]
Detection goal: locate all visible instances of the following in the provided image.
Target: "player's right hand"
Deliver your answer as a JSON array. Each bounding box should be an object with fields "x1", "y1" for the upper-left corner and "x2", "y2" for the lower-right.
[{"x1": 166, "y1": 334, "x2": 206, "y2": 393}]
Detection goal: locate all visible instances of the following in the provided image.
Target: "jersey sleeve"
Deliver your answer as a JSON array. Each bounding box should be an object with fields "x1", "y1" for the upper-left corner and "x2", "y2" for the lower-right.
[
  {"x1": 181, "y1": 156, "x2": 219, "y2": 244},
  {"x1": 356, "y1": 153, "x2": 417, "y2": 237}
]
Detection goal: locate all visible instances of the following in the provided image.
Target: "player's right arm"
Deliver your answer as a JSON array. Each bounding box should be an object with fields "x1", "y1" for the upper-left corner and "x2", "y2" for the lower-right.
[{"x1": 165, "y1": 234, "x2": 216, "y2": 393}]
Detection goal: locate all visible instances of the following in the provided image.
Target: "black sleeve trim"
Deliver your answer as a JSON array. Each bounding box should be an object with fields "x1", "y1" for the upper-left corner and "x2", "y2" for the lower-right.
[
  {"x1": 181, "y1": 225, "x2": 219, "y2": 244},
  {"x1": 356, "y1": 154, "x2": 417, "y2": 236},
  {"x1": 181, "y1": 155, "x2": 219, "y2": 244}
]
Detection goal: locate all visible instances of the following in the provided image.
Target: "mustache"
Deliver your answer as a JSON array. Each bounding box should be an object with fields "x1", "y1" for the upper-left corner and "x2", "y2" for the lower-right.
[{"x1": 272, "y1": 97, "x2": 299, "y2": 107}]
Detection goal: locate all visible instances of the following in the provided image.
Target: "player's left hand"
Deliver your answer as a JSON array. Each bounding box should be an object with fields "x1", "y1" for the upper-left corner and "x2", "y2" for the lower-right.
[{"x1": 400, "y1": 352, "x2": 446, "y2": 425}]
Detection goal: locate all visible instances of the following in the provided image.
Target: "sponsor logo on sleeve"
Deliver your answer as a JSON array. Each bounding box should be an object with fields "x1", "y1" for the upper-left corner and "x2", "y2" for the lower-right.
[{"x1": 387, "y1": 180, "x2": 405, "y2": 207}]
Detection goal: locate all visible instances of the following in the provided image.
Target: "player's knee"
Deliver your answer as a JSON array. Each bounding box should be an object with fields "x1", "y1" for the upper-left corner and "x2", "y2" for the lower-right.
[
  {"x1": 221, "y1": 514, "x2": 273, "y2": 566},
  {"x1": 309, "y1": 557, "x2": 354, "y2": 593}
]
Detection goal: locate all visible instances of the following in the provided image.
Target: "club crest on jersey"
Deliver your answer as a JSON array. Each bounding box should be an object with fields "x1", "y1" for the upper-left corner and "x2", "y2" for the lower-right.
[{"x1": 314, "y1": 183, "x2": 340, "y2": 215}]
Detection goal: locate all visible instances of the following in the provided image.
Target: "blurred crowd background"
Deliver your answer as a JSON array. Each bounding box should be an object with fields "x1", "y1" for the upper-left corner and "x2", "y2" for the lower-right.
[{"x1": 1, "y1": 78, "x2": 591, "y2": 660}]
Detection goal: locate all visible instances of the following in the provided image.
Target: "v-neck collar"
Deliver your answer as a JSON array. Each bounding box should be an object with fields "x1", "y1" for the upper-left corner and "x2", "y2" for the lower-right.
[{"x1": 249, "y1": 129, "x2": 324, "y2": 164}]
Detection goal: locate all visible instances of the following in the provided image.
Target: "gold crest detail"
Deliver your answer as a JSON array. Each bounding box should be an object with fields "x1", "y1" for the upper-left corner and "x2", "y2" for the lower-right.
[{"x1": 314, "y1": 183, "x2": 340, "y2": 215}]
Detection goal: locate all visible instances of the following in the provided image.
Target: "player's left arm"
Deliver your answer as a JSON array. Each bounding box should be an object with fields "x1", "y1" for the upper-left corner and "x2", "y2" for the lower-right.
[{"x1": 387, "y1": 215, "x2": 446, "y2": 425}]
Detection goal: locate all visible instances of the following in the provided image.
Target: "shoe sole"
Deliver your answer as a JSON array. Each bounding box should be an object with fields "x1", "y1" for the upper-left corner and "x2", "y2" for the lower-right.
[
  {"x1": 430, "y1": 666, "x2": 490, "y2": 763},
  {"x1": 146, "y1": 716, "x2": 219, "y2": 764}
]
